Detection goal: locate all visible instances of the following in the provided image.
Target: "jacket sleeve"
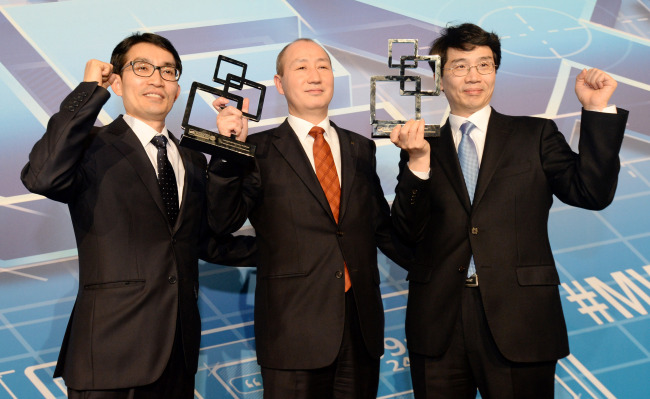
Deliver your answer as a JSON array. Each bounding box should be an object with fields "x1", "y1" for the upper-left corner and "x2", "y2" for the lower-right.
[
  {"x1": 200, "y1": 231, "x2": 258, "y2": 267},
  {"x1": 543, "y1": 108, "x2": 628, "y2": 210},
  {"x1": 20, "y1": 82, "x2": 109, "y2": 203},
  {"x1": 205, "y1": 150, "x2": 262, "y2": 236},
  {"x1": 391, "y1": 147, "x2": 434, "y2": 245},
  {"x1": 359, "y1": 141, "x2": 412, "y2": 270}
]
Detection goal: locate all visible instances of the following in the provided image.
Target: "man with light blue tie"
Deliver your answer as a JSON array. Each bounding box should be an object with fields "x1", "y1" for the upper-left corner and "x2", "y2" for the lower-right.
[{"x1": 390, "y1": 23, "x2": 628, "y2": 398}]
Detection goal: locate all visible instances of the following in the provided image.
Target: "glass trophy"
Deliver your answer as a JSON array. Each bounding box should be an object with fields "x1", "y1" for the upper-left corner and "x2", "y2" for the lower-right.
[
  {"x1": 180, "y1": 55, "x2": 265, "y2": 166},
  {"x1": 370, "y1": 39, "x2": 441, "y2": 138}
]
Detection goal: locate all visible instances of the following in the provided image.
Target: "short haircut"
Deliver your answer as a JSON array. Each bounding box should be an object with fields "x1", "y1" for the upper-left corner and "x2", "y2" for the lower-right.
[
  {"x1": 428, "y1": 23, "x2": 501, "y2": 76},
  {"x1": 110, "y1": 32, "x2": 182, "y2": 78},
  {"x1": 275, "y1": 38, "x2": 332, "y2": 76}
]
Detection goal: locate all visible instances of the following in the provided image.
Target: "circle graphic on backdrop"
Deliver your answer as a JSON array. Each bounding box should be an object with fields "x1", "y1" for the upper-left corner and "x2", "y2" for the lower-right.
[{"x1": 480, "y1": 6, "x2": 592, "y2": 59}]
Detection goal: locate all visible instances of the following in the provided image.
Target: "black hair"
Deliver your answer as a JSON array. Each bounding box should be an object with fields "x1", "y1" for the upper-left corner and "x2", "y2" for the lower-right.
[
  {"x1": 428, "y1": 23, "x2": 501, "y2": 76},
  {"x1": 110, "y1": 32, "x2": 182, "y2": 77}
]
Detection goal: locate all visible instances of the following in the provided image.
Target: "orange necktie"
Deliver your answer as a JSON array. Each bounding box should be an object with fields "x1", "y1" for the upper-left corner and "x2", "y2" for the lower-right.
[{"x1": 309, "y1": 126, "x2": 351, "y2": 292}]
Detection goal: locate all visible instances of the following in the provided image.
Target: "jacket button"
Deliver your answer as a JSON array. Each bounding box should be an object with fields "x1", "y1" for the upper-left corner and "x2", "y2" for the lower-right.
[
  {"x1": 168, "y1": 275, "x2": 177, "y2": 284},
  {"x1": 335, "y1": 270, "x2": 343, "y2": 279},
  {"x1": 67, "y1": 106, "x2": 75, "y2": 112},
  {"x1": 458, "y1": 266, "x2": 466, "y2": 273},
  {"x1": 471, "y1": 227, "x2": 479, "y2": 235},
  {"x1": 336, "y1": 231, "x2": 343, "y2": 237}
]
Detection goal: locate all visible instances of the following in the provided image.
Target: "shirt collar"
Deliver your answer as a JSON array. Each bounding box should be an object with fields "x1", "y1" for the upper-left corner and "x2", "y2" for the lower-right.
[
  {"x1": 287, "y1": 114, "x2": 332, "y2": 140},
  {"x1": 122, "y1": 114, "x2": 170, "y2": 147},
  {"x1": 449, "y1": 105, "x2": 492, "y2": 135}
]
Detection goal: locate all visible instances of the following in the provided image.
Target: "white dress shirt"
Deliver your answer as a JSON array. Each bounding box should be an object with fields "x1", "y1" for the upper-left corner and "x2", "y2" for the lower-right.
[
  {"x1": 123, "y1": 114, "x2": 185, "y2": 207},
  {"x1": 287, "y1": 114, "x2": 342, "y2": 185},
  {"x1": 449, "y1": 105, "x2": 491, "y2": 166},
  {"x1": 410, "y1": 105, "x2": 490, "y2": 180}
]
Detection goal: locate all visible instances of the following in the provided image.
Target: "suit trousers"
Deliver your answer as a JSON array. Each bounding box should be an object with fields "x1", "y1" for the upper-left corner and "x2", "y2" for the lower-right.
[
  {"x1": 260, "y1": 289, "x2": 380, "y2": 399},
  {"x1": 409, "y1": 285, "x2": 556, "y2": 399},
  {"x1": 67, "y1": 321, "x2": 194, "y2": 399}
]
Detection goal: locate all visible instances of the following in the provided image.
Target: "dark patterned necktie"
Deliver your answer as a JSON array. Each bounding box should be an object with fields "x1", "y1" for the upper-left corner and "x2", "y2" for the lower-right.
[
  {"x1": 309, "y1": 126, "x2": 351, "y2": 292},
  {"x1": 151, "y1": 135, "x2": 179, "y2": 226}
]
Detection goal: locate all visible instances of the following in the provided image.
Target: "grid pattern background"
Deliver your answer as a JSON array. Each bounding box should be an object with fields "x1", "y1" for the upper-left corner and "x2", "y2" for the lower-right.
[{"x1": 0, "y1": 0, "x2": 648, "y2": 397}]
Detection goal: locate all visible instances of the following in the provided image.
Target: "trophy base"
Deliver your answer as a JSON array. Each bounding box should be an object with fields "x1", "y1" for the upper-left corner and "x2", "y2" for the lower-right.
[
  {"x1": 179, "y1": 128, "x2": 256, "y2": 166},
  {"x1": 371, "y1": 123, "x2": 440, "y2": 138}
]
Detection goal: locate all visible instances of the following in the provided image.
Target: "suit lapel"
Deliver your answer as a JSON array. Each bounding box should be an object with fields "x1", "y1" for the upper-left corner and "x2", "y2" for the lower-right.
[
  {"x1": 434, "y1": 122, "x2": 472, "y2": 212},
  {"x1": 333, "y1": 122, "x2": 357, "y2": 223},
  {"x1": 107, "y1": 117, "x2": 169, "y2": 224},
  {"x1": 170, "y1": 131, "x2": 191, "y2": 232},
  {"x1": 271, "y1": 120, "x2": 335, "y2": 222},
  {"x1": 473, "y1": 110, "x2": 512, "y2": 207}
]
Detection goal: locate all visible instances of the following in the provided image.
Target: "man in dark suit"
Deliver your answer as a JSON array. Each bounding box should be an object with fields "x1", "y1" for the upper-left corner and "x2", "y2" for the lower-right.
[
  {"x1": 21, "y1": 33, "x2": 255, "y2": 398},
  {"x1": 211, "y1": 38, "x2": 409, "y2": 398},
  {"x1": 390, "y1": 23, "x2": 628, "y2": 398}
]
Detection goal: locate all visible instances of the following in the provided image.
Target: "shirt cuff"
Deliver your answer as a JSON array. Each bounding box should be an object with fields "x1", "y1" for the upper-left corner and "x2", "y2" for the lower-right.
[
  {"x1": 407, "y1": 163, "x2": 430, "y2": 180},
  {"x1": 600, "y1": 105, "x2": 617, "y2": 114}
]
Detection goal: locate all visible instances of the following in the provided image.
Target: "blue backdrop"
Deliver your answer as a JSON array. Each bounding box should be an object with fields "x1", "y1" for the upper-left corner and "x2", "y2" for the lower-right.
[{"x1": 1, "y1": 0, "x2": 649, "y2": 398}]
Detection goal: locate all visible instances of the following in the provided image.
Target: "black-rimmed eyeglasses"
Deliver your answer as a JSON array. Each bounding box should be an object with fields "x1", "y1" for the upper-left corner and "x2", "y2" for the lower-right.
[{"x1": 121, "y1": 61, "x2": 180, "y2": 82}]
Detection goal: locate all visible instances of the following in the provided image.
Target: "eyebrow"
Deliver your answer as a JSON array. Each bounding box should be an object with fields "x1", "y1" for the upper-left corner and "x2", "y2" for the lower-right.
[
  {"x1": 291, "y1": 57, "x2": 331, "y2": 65},
  {"x1": 450, "y1": 56, "x2": 493, "y2": 64},
  {"x1": 132, "y1": 57, "x2": 176, "y2": 67}
]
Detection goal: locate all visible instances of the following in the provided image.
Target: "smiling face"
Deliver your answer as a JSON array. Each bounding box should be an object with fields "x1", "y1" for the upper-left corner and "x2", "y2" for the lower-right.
[
  {"x1": 441, "y1": 45, "x2": 496, "y2": 118},
  {"x1": 111, "y1": 42, "x2": 180, "y2": 132},
  {"x1": 273, "y1": 40, "x2": 334, "y2": 124}
]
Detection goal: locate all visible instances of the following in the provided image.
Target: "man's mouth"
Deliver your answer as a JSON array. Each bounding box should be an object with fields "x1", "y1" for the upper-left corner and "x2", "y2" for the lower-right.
[{"x1": 464, "y1": 88, "x2": 483, "y2": 95}]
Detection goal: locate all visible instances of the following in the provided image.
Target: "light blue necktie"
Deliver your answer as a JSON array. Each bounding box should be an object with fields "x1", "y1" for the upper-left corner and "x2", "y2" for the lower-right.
[{"x1": 458, "y1": 120, "x2": 479, "y2": 277}]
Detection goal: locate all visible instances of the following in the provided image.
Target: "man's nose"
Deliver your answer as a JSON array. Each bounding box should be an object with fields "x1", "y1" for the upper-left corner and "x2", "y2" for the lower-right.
[
  {"x1": 148, "y1": 68, "x2": 165, "y2": 85},
  {"x1": 307, "y1": 67, "x2": 321, "y2": 82},
  {"x1": 465, "y1": 65, "x2": 482, "y2": 80}
]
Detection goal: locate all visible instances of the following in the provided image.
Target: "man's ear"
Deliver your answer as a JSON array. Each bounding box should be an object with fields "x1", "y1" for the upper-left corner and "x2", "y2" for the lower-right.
[
  {"x1": 111, "y1": 75, "x2": 123, "y2": 97},
  {"x1": 174, "y1": 84, "x2": 180, "y2": 102},
  {"x1": 273, "y1": 74, "x2": 285, "y2": 95}
]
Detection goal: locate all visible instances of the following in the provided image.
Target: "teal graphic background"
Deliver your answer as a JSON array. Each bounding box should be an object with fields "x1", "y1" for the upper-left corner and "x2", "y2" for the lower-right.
[{"x1": 1, "y1": 1, "x2": 649, "y2": 397}]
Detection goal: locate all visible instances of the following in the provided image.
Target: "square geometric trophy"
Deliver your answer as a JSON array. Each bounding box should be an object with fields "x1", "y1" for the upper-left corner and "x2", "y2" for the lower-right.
[
  {"x1": 180, "y1": 55, "x2": 266, "y2": 166},
  {"x1": 370, "y1": 39, "x2": 441, "y2": 138}
]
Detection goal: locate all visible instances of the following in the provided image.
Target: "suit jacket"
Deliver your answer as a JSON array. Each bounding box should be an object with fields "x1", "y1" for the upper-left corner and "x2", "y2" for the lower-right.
[
  {"x1": 209, "y1": 119, "x2": 409, "y2": 369},
  {"x1": 392, "y1": 108, "x2": 628, "y2": 363},
  {"x1": 21, "y1": 82, "x2": 256, "y2": 390}
]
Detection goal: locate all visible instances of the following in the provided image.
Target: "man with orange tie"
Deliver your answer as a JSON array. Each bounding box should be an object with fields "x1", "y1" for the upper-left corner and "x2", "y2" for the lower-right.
[{"x1": 209, "y1": 38, "x2": 410, "y2": 398}]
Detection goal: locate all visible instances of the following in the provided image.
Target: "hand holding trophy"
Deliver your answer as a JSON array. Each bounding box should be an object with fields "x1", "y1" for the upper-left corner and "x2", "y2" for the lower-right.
[{"x1": 179, "y1": 55, "x2": 265, "y2": 166}]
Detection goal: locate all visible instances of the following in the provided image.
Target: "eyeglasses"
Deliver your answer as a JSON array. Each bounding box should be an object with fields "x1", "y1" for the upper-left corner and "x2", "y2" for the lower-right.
[
  {"x1": 122, "y1": 61, "x2": 180, "y2": 82},
  {"x1": 444, "y1": 61, "x2": 497, "y2": 77}
]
